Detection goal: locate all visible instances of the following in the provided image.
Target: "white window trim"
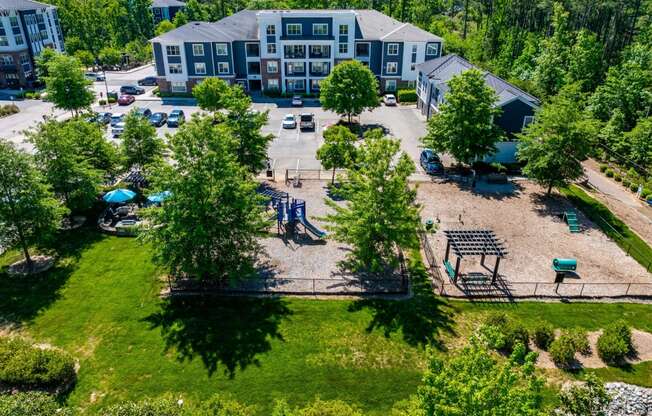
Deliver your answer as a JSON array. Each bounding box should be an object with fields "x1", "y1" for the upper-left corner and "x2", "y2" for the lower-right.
[
  {"x1": 387, "y1": 43, "x2": 399, "y2": 56},
  {"x1": 523, "y1": 115, "x2": 535, "y2": 129},
  {"x1": 267, "y1": 79, "x2": 279, "y2": 89},
  {"x1": 169, "y1": 63, "x2": 183, "y2": 74},
  {"x1": 194, "y1": 62, "x2": 206, "y2": 75},
  {"x1": 266, "y1": 25, "x2": 276, "y2": 35},
  {"x1": 386, "y1": 62, "x2": 398, "y2": 74},
  {"x1": 426, "y1": 43, "x2": 439, "y2": 55},
  {"x1": 286, "y1": 23, "x2": 302, "y2": 36},
  {"x1": 267, "y1": 43, "x2": 276, "y2": 54},
  {"x1": 215, "y1": 43, "x2": 228, "y2": 56},
  {"x1": 217, "y1": 62, "x2": 230, "y2": 74},
  {"x1": 192, "y1": 43, "x2": 204, "y2": 56},
  {"x1": 171, "y1": 81, "x2": 187, "y2": 93},
  {"x1": 312, "y1": 23, "x2": 328, "y2": 36},
  {"x1": 339, "y1": 24, "x2": 348, "y2": 35},
  {"x1": 385, "y1": 79, "x2": 397, "y2": 91},
  {"x1": 166, "y1": 45, "x2": 180, "y2": 56},
  {"x1": 338, "y1": 43, "x2": 348, "y2": 54},
  {"x1": 266, "y1": 61, "x2": 278, "y2": 73}
]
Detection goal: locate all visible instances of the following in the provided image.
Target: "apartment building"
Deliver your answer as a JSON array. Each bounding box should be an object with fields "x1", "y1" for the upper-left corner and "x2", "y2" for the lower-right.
[
  {"x1": 151, "y1": 0, "x2": 186, "y2": 25},
  {"x1": 151, "y1": 9, "x2": 443, "y2": 94},
  {"x1": 0, "y1": 0, "x2": 64, "y2": 88}
]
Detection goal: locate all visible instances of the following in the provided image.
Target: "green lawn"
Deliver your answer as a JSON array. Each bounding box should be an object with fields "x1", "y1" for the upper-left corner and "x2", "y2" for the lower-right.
[{"x1": 1, "y1": 229, "x2": 651, "y2": 413}]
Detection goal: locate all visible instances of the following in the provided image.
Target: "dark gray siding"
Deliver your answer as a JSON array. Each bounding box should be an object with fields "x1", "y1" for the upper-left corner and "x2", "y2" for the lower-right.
[
  {"x1": 153, "y1": 43, "x2": 165, "y2": 76},
  {"x1": 381, "y1": 41, "x2": 403, "y2": 76},
  {"x1": 232, "y1": 41, "x2": 247, "y2": 78},
  {"x1": 281, "y1": 17, "x2": 333, "y2": 40},
  {"x1": 354, "y1": 20, "x2": 363, "y2": 40},
  {"x1": 369, "y1": 41, "x2": 382, "y2": 75},
  {"x1": 425, "y1": 41, "x2": 442, "y2": 60},
  {"x1": 211, "y1": 42, "x2": 234, "y2": 76},
  {"x1": 185, "y1": 42, "x2": 214, "y2": 76},
  {"x1": 495, "y1": 98, "x2": 536, "y2": 137}
]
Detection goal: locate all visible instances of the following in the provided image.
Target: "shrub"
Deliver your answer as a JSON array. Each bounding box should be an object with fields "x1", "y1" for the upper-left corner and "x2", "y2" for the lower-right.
[
  {"x1": 478, "y1": 323, "x2": 507, "y2": 350},
  {"x1": 641, "y1": 188, "x2": 651, "y2": 200},
  {"x1": 0, "y1": 104, "x2": 20, "y2": 117},
  {"x1": 101, "y1": 398, "x2": 183, "y2": 416},
  {"x1": 532, "y1": 322, "x2": 555, "y2": 350},
  {"x1": 478, "y1": 313, "x2": 528, "y2": 352},
  {"x1": 99, "y1": 99, "x2": 107, "y2": 106},
  {"x1": 0, "y1": 392, "x2": 72, "y2": 416},
  {"x1": 622, "y1": 179, "x2": 630, "y2": 188},
  {"x1": 564, "y1": 328, "x2": 591, "y2": 356},
  {"x1": 630, "y1": 183, "x2": 639, "y2": 192},
  {"x1": 0, "y1": 337, "x2": 75, "y2": 388},
  {"x1": 614, "y1": 174, "x2": 622, "y2": 182},
  {"x1": 484, "y1": 311, "x2": 508, "y2": 327},
  {"x1": 504, "y1": 322, "x2": 529, "y2": 352},
  {"x1": 548, "y1": 334, "x2": 577, "y2": 367},
  {"x1": 397, "y1": 89, "x2": 417, "y2": 103},
  {"x1": 599, "y1": 164, "x2": 608, "y2": 173},
  {"x1": 597, "y1": 320, "x2": 633, "y2": 365},
  {"x1": 604, "y1": 169, "x2": 614, "y2": 177},
  {"x1": 108, "y1": 97, "x2": 117, "y2": 104}
]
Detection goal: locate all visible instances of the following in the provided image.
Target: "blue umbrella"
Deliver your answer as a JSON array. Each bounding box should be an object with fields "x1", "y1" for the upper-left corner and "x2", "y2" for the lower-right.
[
  {"x1": 147, "y1": 191, "x2": 172, "y2": 203},
  {"x1": 103, "y1": 188, "x2": 136, "y2": 204}
]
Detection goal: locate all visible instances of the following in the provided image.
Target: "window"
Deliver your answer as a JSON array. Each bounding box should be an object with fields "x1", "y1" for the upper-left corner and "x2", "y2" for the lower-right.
[
  {"x1": 386, "y1": 62, "x2": 398, "y2": 74},
  {"x1": 287, "y1": 24, "x2": 302, "y2": 36},
  {"x1": 0, "y1": 37, "x2": 8, "y2": 47},
  {"x1": 339, "y1": 24, "x2": 348, "y2": 35},
  {"x1": 266, "y1": 61, "x2": 278, "y2": 73},
  {"x1": 284, "y1": 45, "x2": 305, "y2": 59},
  {"x1": 286, "y1": 61, "x2": 304, "y2": 75},
  {"x1": 266, "y1": 25, "x2": 276, "y2": 35},
  {"x1": 0, "y1": 55, "x2": 14, "y2": 65},
  {"x1": 19, "y1": 54, "x2": 29, "y2": 65},
  {"x1": 338, "y1": 43, "x2": 348, "y2": 54},
  {"x1": 169, "y1": 63, "x2": 182, "y2": 74},
  {"x1": 387, "y1": 43, "x2": 399, "y2": 55},
  {"x1": 194, "y1": 62, "x2": 206, "y2": 74},
  {"x1": 355, "y1": 42, "x2": 370, "y2": 57},
  {"x1": 192, "y1": 44, "x2": 204, "y2": 56},
  {"x1": 171, "y1": 81, "x2": 186, "y2": 93},
  {"x1": 217, "y1": 62, "x2": 229, "y2": 74},
  {"x1": 312, "y1": 23, "x2": 328, "y2": 36},
  {"x1": 310, "y1": 79, "x2": 322, "y2": 91},
  {"x1": 9, "y1": 16, "x2": 19, "y2": 28},
  {"x1": 411, "y1": 44, "x2": 417, "y2": 63},
  {"x1": 215, "y1": 43, "x2": 228, "y2": 56},
  {"x1": 287, "y1": 79, "x2": 305, "y2": 92},
  {"x1": 14, "y1": 35, "x2": 24, "y2": 45},
  {"x1": 310, "y1": 45, "x2": 329, "y2": 58},
  {"x1": 247, "y1": 61, "x2": 260, "y2": 74},
  {"x1": 310, "y1": 62, "x2": 328, "y2": 75},
  {"x1": 426, "y1": 43, "x2": 439, "y2": 55},
  {"x1": 166, "y1": 45, "x2": 180, "y2": 56},
  {"x1": 523, "y1": 115, "x2": 535, "y2": 129},
  {"x1": 267, "y1": 43, "x2": 276, "y2": 54},
  {"x1": 246, "y1": 43, "x2": 260, "y2": 57},
  {"x1": 385, "y1": 79, "x2": 397, "y2": 91},
  {"x1": 410, "y1": 64, "x2": 416, "y2": 71},
  {"x1": 267, "y1": 79, "x2": 279, "y2": 89}
]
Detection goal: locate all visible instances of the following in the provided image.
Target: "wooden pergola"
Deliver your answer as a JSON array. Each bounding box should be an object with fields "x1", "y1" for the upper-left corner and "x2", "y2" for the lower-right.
[{"x1": 443, "y1": 229, "x2": 507, "y2": 284}]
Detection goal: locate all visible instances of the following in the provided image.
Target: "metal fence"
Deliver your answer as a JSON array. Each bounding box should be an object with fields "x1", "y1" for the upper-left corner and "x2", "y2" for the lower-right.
[{"x1": 591, "y1": 213, "x2": 652, "y2": 272}]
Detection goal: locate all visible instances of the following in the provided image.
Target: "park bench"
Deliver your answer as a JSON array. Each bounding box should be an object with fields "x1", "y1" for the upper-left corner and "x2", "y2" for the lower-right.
[{"x1": 443, "y1": 260, "x2": 456, "y2": 281}]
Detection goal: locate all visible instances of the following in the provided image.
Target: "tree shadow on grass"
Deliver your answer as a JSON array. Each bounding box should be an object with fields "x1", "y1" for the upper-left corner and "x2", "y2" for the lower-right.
[
  {"x1": 348, "y1": 257, "x2": 458, "y2": 350},
  {"x1": 144, "y1": 295, "x2": 292, "y2": 378}
]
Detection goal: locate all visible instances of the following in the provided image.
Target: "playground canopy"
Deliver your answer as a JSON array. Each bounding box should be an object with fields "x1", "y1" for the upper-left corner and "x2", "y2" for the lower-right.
[
  {"x1": 103, "y1": 189, "x2": 136, "y2": 204},
  {"x1": 443, "y1": 229, "x2": 507, "y2": 284}
]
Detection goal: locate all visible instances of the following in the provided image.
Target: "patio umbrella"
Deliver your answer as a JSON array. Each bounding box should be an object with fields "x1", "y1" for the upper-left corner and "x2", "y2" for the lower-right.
[
  {"x1": 103, "y1": 188, "x2": 136, "y2": 204},
  {"x1": 147, "y1": 191, "x2": 172, "y2": 203}
]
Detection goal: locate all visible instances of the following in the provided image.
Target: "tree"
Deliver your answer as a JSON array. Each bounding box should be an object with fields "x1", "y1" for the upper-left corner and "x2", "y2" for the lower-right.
[
  {"x1": 28, "y1": 120, "x2": 103, "y2": 213},
  {"x1": 35, "y1": 48, "x2": 59, "y2": 80},
  {"x1": 316, "y1": 125, "x2": 358, "y2": 183},
  {"x1": 140, "y1": 115, "x2": 267, "y2": 282},
  {"x1": 185, "y1": 0, "x2": 209, "y2": 21},
  {"x1": 44, "y1": 54, "x2": 95, "y2": 116},
  {"x1": 566, "y1": 30, "x2": 604, "y2": 92},
  {"x1": 532, "y1": 2, "x2": 572, "y2": 98},
  {"x1": 319, "y1": 60, "x2": 380, "y2": 124},
  {"x1": 155, "y1": 19, "x2": 176, "y2": 36},
  {"x1": 73, "y1": 49, "x2": 95, "y2": 69},
  {"x1": 193, "y1": 77, "x2": 232, "y2": 112},
  {"x1": 409, "y1": 340, "x2": 544, "y2": 416},
  {"x1": 121, "y1": 111, "x2": 165, "y2": 168},
  {"x1": 0, "y1": 140, "x2": 66, "y2": 271},
  {"x1": 518, "y1": 85, "x2": 598, "y2": 195},
  {"x1": 558, "y1": 374, "x2": 611, "y2": 416},
  {"x1": 173, "y1": 11, "x2": 189, "y2": 27},
  {"x1": 98, "y1": 46, "x2": 123, "y2": 68},
  {"x1": 422, "y1": 68, "x2": 503, "y2": 165},
  {"x1": 324, "y1": 130, "x2": 420, "y2": 272},
  {"x1": 125, "y1": 39, "x2": 152, "y2": 64},
  {"x1": 626, "y1": 116, "x2": 652, "y2": 168},
  {"x1": 598, "y1": 110, "x2": 627, "y2": 158}
]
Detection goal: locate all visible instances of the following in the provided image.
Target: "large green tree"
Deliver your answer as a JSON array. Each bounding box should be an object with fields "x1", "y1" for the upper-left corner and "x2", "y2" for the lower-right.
[
  {"x1": 316, "y1": 125, "x2": 358, "y2": 183},
  {"x1": 325, "y1": 129, "x2": 420, "y2": 272},
  {"x1": 141, "y1": 115, "x2": 267, "y2": 281},
  {"x1": 121, "y1": 111, "x2": 165, "y2": 168},
  {"x1": 518, "y1": 84, "x2": 598, "y2": 194},
  {"x1": 28, "y1": 120, "x2": 103, "y2": 213},
  {"x1": 0, "y1": 140, "x2": 67, "y2": 271},
  {"x1": 625, "y1": 116, "x2": 652, "y2": 168},
  {"x1": 319, "y1": 60, "x2": 380, "y2": 124},
  {"x1": 193, "y1": 77, "x2": 232, "y2": 112},
  {"x1": 422, "y1": 68, "x2": 503, "y2": 165},
  {"x1": 532, "y1": 2, "x2": 572, "y2": 98},
  {"x1": 44, "y1": 54, "x2": 95, "y2": 116}
]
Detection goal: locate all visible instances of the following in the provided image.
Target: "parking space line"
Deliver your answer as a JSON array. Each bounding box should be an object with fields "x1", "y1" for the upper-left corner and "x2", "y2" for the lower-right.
[
  {"x1": 277, "y1": 123, "x2": 283, "y2": 138},
  {"x1": 296, "y1": 126, "x2": 300, "y2": 141},
  {"x1": 296, "y1": 158, "x2": 300, "y2": 172}
]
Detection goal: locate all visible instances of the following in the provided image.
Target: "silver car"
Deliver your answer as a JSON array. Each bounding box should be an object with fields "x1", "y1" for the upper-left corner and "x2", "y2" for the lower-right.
[{"x1": 111, "y1": 122, "x2": 126, "y2": 137}]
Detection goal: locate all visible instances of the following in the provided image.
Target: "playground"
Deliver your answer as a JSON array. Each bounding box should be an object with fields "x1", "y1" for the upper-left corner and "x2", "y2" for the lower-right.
[{"x1": 416, "y1": 180, "x2": 652, "y2": 298}]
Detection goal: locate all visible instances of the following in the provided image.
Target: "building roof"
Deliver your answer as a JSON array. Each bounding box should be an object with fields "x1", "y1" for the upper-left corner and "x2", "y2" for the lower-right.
[
  {"x1": 151, "y1": 9, "x2": 442, "y2": 44},
  {"x1": 151, "y1": 0, "x2": 185, "y2": 7},
  {"x1": 417, "y1": 54, "x2": 540, "y2": 106},
  {"x1": 0, "y1": 0, "x2": 54, "y2": 10}
]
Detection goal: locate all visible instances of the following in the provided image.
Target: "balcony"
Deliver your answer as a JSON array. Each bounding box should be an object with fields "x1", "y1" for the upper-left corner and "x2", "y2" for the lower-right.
[
  {"x1": 0, "y1": 64, "x2": 18, "y2": 73},
  {"x1": 247, "y1": 62, "x2": 261, "y2": 75},
  {"x1": 309, "y1": 63, "x2": 329, "y2": 77},
  {"x1": 355, "y1": 43, "x2": 370, "y2": 59},
  {"x1": 309, "y1": 46, "x2": 330, "y2": 59},
  {"x1": 284, "y1": 45, "x2": 305, "y2": 59},
  {"x1": 285, "y1": 63, "x2": 305, "y2": 77}
]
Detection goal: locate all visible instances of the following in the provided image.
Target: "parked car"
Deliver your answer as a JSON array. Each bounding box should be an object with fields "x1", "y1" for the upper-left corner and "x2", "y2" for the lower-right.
[
  {"x1": 112, "y1": 122, "x2": 126, "y2": 137},
  {"x1": 282, "y1": 114, "x2": 296, "y2": 129},
  {"x1": 134, "y1": 107, "x2": 152, "y2": 118},
  {"x1": 120, "y1": 85, "x2": 145, "y2": 95},
  {"x1": 167, "y1": 109, "x2": 185, "y2": 127},
  {"x1": 110, "y1": 113, "x2": 124, "y2": 127},
  {"x1": 137, "y1": 76, "x2": 157, "y2": 86},
  {"x1": 383, "y1": 94, "x2": 397, "y2": 106},
  {"x1": 117, "y1": 94, "x2": 135, "y2": 106},
  {"x1": 149, "y1": 112, "x2": 168, "y2": 127},
  {"x1": 88, "y1": 111, "x2": 112, "y2": 125},
  {"x1": 420, "y1": 149, "x2": 444, "y2": 175},
  {"x1": 291, "y1": 95, "x2": 303, "y2": 107},
  {"x1": 85, "y1": 72, "x2": 105, "y2": 82},
  {"x1": 299, "y1": 113, "x2": 315, "y2": 130}
]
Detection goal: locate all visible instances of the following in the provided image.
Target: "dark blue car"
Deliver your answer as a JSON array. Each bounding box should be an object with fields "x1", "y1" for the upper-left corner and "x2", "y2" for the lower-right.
[{"x1": 420, "y1": 149, "x2": 444, "y2": 175}]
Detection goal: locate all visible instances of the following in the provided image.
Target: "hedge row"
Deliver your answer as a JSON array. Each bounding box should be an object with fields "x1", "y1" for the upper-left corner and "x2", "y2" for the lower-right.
[
  {"x1": 0, "y1": 337, "x2": 75, "y2": 388},
  {"x1": 397, "y1": 89, "x2": 417, "y2": 103}
]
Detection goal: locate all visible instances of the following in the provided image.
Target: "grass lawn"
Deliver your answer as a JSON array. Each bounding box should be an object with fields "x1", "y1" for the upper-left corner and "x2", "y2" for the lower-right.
[{"x1": 1, "y1": 228, "x2": 651, "y2": 413}]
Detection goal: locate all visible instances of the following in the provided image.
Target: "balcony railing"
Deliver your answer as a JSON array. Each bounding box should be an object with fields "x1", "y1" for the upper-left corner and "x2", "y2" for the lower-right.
[
  {"x1": 309, "y1": 64, "x2": 329, "y2": 77},
  {"x1": 284, "y1": 46, "x2": 306, "y2": 59},
  {"x1": 309, "y1": 47, "x2": 330, "y2": 59}
]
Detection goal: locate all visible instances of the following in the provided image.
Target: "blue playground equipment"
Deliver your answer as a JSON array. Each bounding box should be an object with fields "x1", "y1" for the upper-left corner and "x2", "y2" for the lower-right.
[{"x1": 258, "y1": 186, "x2": 327, "y2": 239}]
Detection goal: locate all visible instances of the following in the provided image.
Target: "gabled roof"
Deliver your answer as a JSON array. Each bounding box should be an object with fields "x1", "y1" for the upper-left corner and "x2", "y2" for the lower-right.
[
  {"x1": 417, "y1": 54, "x2": 540, "y2": 106},
  {"x1": 354, "y1": 10, "x2": 442, "y2": 42},
  {"x1": 0, "y1": 0, "x2": 54, "y2": 10},
  {"x1": 151, "y1": 10, "x2": 259, "y2": 43},
  {"x1": 151, "y1": 0, "x2": 185, "y2": 7}
]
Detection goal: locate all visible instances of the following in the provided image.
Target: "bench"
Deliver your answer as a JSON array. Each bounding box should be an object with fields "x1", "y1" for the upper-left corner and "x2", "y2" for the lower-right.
[
  {"x1": 443, "y1": 260, "x2": 456, "y2": 280},
  {"x1": 462, "y1": 274, "x2": 490, "y2": 284},
  {"x1": 552, "y1": 258, "x2": 577, "y2": 273}
]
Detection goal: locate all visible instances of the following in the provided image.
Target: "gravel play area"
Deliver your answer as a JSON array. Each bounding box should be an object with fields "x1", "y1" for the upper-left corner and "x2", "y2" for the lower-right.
[{"x1": 417, "y1": 180, "x2": 652, "y2": 298}]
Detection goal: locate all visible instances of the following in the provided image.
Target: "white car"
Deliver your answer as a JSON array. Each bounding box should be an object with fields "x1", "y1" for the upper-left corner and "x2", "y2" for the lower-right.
[
  {"x1": 291, "y1": 95, "x2": 303, "y2": 107},
  {"x1": 110, "y1": 114, "x2": 124, "y2": 127},
  {"x1": 383, "y1": 94, "x2": 397, "y2": 106},
  {"x1": 282, "y1": 114, "x2": 297, "y2": 129},
  {"x1": 112, "y1": 122, "x2": 126, "y2": 137}
]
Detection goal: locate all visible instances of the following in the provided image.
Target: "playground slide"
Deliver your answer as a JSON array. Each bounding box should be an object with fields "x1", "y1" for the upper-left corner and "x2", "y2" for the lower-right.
[{"x1": 299, "y1": 216, "x2": 327, "y2": 239}]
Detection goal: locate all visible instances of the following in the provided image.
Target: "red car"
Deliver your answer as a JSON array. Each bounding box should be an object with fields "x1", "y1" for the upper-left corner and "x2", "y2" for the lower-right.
[{"x1": 117, "y1": 94, "x2": 135, "y2": 106}]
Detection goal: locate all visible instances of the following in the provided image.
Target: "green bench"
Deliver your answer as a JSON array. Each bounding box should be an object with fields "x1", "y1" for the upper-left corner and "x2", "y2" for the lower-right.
[
  {"x1": 564, "y1": 211, "x2": 581, "y2": 233},
  {"x1": 552, "y1": 258, "x2": 577, "y2": 273},
  {"x1": 443, "y1": 260, "x2": 456, "y2": 280}
]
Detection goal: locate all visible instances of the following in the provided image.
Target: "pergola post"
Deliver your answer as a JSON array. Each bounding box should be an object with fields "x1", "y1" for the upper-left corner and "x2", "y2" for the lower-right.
[
  {"x1": 480, "y1": 253, "x2": 485, "y2": 266},
  {"x1": 445, "y1": 240, "x2": 450, "y2": 262},
  {"x1": 454, "y1": 256, "x2": 461, "y2": 283},
  {"x1": 492, "y1": 256, "x2": 501, "y2": 284}
]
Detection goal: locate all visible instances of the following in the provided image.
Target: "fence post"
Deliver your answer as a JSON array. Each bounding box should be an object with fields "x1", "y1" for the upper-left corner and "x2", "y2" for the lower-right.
[
  {"x1": 626, "y1": 283, "x2": 631, "y2": 296},
  {"x1": 533, "y1": 283, "x2": 538, "y2": 296},
  {"x1": 579, "y1": 283, "x2": 584, "y2": 297}
]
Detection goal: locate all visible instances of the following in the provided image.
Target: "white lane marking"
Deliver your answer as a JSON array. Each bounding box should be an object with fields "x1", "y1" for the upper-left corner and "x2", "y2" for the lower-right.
[
  {"x1": 296, "y1": 125, "x2": 300, "y2": 141},
  {"x1": 277, "y1": 123, "x2": 283, "y2": 138},
  {"x1": 296, "y1": 158, "x2": 300, "y2": 172}
]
